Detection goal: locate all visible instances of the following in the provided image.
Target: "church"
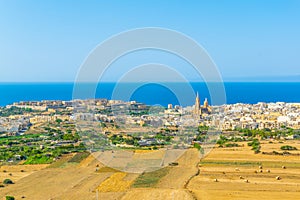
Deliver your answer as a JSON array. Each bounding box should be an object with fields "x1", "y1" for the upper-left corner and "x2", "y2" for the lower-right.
[{"x1": 193, "y1": 92, "x2": 211, "y2": 119}]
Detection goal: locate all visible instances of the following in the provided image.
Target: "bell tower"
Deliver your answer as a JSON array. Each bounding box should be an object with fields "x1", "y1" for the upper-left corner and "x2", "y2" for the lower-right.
[{"x1": 194, "y1": 92, "x2": 201, "y2": 116}]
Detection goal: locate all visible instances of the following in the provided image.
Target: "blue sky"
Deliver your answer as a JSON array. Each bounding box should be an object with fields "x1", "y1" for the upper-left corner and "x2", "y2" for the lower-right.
[{"x1": 0, "y1": 0, "x2": 299, "y2": 82}]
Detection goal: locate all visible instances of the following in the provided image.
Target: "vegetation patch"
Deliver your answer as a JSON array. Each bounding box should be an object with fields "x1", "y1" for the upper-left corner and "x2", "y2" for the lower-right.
[
  {"x1": 0, "y1": 106, "x2": 34, "y2": 117},
  {"x1": 280, "y1": 145, "x2": 297, "y2": 151},
  {"x1": 131, "y1": 167, "x2": 169, "y2": 188},
  {"x1": 193, "y1": 143, "x2": 204, "y2": 154},
  {"x1": 68, "y1": 152, "x2": 90, "y2": 163},
  {"x1": 47, "y1": 155, "x2": 72, "y2": 168},
  {"x1": 97, "y1": 166, "x2": 120, "y2": 173},
  {"x1": 225, "y1": 143, "x2": 239, "y2": 147},
  {"x1": 23, "y1": 155, "x2": 53, "y2": 164},
  {"x1": 248, "y1": 139, "x2": 261, "y2": 153}
]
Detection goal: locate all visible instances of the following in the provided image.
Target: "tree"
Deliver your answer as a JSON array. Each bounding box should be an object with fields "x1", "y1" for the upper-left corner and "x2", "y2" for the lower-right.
[
  {"x1": 193, "y1": 143, "x2": 201, "y2": 150},
  {"x1": 62, "y1": 133, "x2": 74, "y2": 141},
  {"x1": 6, "y1": 196, "x2": 15, "y2": 200},
  {"x1": 55, "y1": 118, "x2": 63, "y2": 124}
]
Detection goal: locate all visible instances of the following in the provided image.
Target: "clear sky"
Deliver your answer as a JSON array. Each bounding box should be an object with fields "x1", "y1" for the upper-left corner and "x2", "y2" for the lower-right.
[{"x1": 0, "y1": 0, "x2": 299, "y2": 82}]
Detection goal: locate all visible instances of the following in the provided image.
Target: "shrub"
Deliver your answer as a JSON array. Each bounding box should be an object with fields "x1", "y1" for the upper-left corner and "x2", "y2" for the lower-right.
[
  {"x1": 168, "y1": 162, "x2": 178, "y2": 166},
  {"x1": 217, "y1": 135, "x2": 228, "y2": 146},
  {"x1": 248, "y1": 139, "x2": 260, "y2": 147},
  {"x1": 55, "y1": 118, "x2": 63, "y2": 124},
  {"x1": 6, "y1": 196, "x2": 15, "y2": 200},
  {"x1": 193, "y1": 143, "x2": 201, "y2": 150},
  {"x1": 225, "y1": 143, "x2": 239, "y2": 147},
  {"x1": 248, "y1": 139, "x2": 261, "y2": 153},
  {"x1": 254, "y1": 149, "x2": 261, "y2": 154},
  {"x1": 280, "y1": 145, "x2": 297, "y2": 151},
  {"x1": 3, "y1": 179, "x2": 14, "y2": 184}
]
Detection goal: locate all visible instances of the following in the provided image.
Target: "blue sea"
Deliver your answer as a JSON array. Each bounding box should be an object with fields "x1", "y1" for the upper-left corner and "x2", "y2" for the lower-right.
[{"x1": 0, "y1": 82, "x2": 299, "y2": 107}]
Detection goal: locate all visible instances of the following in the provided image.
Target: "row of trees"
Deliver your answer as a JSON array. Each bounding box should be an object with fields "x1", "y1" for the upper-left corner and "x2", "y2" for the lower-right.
[
  {"x1": 235, "y1": 127, "x2": 299, "y2": 139},
  {"x1": 0, "y1": 106, "x2": 34, "y2": 117}
]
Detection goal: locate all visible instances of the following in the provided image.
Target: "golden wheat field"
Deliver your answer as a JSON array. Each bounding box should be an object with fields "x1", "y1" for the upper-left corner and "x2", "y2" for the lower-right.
[{"x1": 0, "y1": 140, "x2": 299, "y2": 200}]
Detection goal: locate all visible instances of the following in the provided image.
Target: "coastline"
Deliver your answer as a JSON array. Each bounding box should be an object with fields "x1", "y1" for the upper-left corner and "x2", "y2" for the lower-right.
[{"x1": 0, "y1": 82, "x2": 299, "y2": 107}]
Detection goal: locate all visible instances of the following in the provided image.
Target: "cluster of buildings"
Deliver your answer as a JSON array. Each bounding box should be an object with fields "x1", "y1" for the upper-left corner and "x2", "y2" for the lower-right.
[
  {"x1": 1, "y1": 95, "x2": 300, "y2": 137},
  {"x1": 7, "y1": 100, "x2": 72, "y2": 111},
  {"x1": 0, "y1": 115, "x2": 30, "y2": 136},
  {"x1": 0, "y1": 100, "x2": 74, "y2": 136},
  {"x1": 204, "y1": 102, "x2": 300, "y2": 131}
]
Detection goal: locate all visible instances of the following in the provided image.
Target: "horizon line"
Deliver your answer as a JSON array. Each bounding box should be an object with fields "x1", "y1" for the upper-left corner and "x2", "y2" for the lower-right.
[{"x1": 0, "y1": 81, "x2": 299, "y2": 84}]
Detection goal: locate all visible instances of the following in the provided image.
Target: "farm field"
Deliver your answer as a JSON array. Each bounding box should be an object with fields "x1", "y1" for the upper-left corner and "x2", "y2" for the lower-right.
[
  {"x1": 0, "y1": 164, "x2": 48, "y2": 186},
  {"x1": 0, "y1": 140, "x2": 299, "y2": 200},
  {"x1": 188, "y1": 141, "x2": 300, "y2": 200},
  {"x1": 0, "y1": 153, "x2": 111, "y2": 199}
]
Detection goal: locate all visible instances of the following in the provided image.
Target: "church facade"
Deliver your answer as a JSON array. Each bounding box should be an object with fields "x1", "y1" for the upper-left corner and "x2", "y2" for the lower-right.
[{"x1": 193, "y1": 92, "x2": 211, "y2": 119}]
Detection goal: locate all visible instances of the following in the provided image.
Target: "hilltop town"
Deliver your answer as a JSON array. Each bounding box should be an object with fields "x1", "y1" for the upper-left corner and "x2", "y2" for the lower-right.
[{"x1": 0, "y1": 96, "x2": 299, "y2": 164}]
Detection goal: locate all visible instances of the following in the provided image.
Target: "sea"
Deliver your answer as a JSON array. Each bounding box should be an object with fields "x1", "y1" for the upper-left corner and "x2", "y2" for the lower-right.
[{"x1": 0, "y1": 82, "x2": 299, "y2": 107}]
